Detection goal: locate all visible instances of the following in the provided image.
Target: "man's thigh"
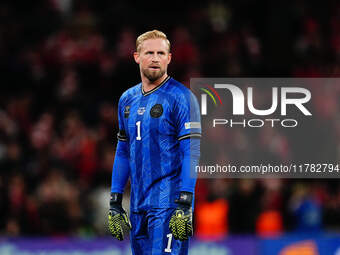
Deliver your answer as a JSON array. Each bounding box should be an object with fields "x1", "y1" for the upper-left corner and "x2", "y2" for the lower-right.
[{"x1": 130, "y1": 208, "x2": 189, "y2": 255}]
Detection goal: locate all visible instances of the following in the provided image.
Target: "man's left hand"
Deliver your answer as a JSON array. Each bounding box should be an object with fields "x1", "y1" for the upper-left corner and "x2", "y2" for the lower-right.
[{"x1": 169, "y1": 191, "x2": 193, "y2": 241}]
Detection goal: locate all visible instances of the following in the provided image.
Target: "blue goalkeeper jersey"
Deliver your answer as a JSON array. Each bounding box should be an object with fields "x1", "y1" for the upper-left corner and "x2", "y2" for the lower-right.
[{"x1": 117, "y1": 76, "x2": 201, "y2": 212}]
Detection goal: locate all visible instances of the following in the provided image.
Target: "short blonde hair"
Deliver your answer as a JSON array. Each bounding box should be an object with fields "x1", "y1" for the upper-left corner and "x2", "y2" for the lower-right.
[{"x1": 136, "y1": 30, "x2": 170, "y2": 52}]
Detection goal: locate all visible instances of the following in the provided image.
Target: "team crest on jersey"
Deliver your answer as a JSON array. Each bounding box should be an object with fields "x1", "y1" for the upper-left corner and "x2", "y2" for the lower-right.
[
  {"x1": 124, "y1": 106, "x2": 130, "y2": 118},
  {"x1": 150, "y1": 104, "x2": 163, "y2": 118},
  {"x1": 137, "y1": 107, "x2": 146, "y2": 115}
]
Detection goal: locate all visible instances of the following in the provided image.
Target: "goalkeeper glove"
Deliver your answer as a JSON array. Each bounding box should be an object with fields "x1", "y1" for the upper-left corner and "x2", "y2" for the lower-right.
[
  {"x1": 169, "y1": 191, "x2": 193, "y2": 241},
  {"x1": 108, "y1": 193, "x2": 131, "y2": 241}
]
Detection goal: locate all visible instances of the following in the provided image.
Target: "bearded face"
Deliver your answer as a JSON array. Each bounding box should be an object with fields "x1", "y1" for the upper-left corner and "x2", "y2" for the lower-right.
[
  {"x1": 141, "y1": 62, "x2": 166, "y2": 82},
  {"x1": 134, "y1": 38, "x2": 171, "y2": 83}
]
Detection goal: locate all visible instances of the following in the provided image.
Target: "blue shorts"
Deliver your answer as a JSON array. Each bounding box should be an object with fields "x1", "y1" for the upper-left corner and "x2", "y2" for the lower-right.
[{"x1": 130, "y1": 208, "x2": 189, "y2": 255}]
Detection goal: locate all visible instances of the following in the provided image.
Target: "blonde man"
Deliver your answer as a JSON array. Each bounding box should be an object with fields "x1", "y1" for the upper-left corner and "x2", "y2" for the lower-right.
[{"x1": 109, "y1": 30, "x2": 201, "y2": 255}]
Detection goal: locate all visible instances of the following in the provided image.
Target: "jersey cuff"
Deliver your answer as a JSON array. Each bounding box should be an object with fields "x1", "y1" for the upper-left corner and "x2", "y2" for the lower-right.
[
  {"x1": 117, "y1": 130, "x2": 128, "y2": 141},
  {"x1": 178, "y1": 133, "x2": 202, "y2": 140}
]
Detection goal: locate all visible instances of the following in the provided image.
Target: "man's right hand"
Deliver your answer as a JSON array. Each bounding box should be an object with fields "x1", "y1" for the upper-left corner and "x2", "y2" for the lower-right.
[{"x1": 108, "y1": 193, "x2": 131, "y2": 241}]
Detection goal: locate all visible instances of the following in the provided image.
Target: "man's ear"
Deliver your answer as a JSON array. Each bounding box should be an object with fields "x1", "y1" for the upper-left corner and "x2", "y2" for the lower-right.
[
  {"x1": 167, "y1": 53, "x2": 172, "y2": 64},
  {"x1": 133, "y1": 52, "x2": 140, "y2": 64}
]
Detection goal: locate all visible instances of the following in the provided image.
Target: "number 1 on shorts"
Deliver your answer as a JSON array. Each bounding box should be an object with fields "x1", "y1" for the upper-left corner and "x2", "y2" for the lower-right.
[{"x1": 164, "y1": 233, "x2": 172, "y2": 252}]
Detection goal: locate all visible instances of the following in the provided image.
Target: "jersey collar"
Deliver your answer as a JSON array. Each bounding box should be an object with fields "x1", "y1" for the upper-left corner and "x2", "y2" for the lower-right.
[{"x1": 141, "y1": 76, "x2": 170, "y2": 96}]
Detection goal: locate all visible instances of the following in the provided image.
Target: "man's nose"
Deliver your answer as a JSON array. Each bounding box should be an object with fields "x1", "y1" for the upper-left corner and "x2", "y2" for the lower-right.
[{"x1": 151, "y1": 54, "x2": 160, "y2": 62}]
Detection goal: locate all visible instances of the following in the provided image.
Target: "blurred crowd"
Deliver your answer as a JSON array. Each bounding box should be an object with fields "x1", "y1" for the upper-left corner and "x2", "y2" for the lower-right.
[{"x1": 0, "y1": 0, "x2": 340, "y2": 238}]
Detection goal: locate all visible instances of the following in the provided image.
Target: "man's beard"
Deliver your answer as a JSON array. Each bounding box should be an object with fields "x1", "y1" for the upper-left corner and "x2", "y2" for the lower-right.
[{"x1": 142, "y1": 67, "x2": 166, "y2": 82}]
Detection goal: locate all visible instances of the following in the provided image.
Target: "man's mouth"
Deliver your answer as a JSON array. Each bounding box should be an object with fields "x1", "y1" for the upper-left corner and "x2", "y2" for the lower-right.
[{"x1": 149, "y1": 66, "x2": 160, "y2": 70}]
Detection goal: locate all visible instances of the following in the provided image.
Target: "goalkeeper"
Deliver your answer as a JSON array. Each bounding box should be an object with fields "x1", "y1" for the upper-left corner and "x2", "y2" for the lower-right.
[{"x1": 109, "y1": 30, "x2": 201, "y2": 255}]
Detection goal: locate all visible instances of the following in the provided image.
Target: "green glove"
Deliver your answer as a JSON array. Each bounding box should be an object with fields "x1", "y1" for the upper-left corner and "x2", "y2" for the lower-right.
[
  {"x1": 108, "y1": 193, "x2": 131, "y2": 241},
  {"x1": 169, "y1": 191, "x2": 193, "y2": 241}
]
